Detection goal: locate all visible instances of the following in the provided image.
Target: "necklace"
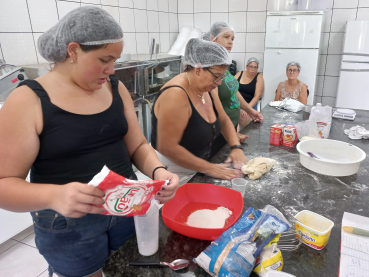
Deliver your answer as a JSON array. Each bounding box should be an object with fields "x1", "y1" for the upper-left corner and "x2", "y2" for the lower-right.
[{"x1": 186, "y1": 72, "x2": 205, "y2": 104}]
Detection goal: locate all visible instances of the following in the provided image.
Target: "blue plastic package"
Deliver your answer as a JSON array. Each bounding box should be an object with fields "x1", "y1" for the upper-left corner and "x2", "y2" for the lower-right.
[{"x1": 194, "y1": 205, "x2": 291, "y2": 277}]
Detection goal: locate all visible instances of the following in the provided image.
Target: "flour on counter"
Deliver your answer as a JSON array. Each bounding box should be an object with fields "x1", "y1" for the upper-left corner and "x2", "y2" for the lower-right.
[{"x1": 187, "y1": 207, "x2": 232, "y2": 229}]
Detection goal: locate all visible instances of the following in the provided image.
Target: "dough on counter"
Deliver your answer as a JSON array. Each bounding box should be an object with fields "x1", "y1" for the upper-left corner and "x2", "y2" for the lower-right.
[
  {"x1": 187, "y1": 207, "x2": 232, "y2": 229},
  {"x1": 241, "y1": 157, "x2": 277, "y2": 180}
]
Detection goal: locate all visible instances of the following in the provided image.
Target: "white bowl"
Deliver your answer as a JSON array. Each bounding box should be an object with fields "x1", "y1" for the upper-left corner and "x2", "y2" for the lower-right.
[{"x1": 296, "y1": 139, "x2": 366, "y2": 176}]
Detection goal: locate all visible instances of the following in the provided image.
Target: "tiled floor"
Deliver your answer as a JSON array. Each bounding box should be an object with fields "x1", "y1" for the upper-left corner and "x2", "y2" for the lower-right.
[{"x1": 0, "y1": 226, "x2": 49, "y2": 277}]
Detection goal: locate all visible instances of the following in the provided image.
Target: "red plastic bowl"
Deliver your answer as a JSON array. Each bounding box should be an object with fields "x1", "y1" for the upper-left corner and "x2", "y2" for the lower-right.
[{"x1": 162, "y1": 183, "x2": 244, "y2": 241}]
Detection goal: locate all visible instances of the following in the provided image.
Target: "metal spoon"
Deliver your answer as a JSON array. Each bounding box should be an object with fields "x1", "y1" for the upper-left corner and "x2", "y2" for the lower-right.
[{"x1": 129, "y1": 259, "x2": 189, "y2": 270}]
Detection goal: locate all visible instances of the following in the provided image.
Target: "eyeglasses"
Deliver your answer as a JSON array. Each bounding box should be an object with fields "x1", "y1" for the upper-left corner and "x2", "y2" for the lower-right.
[
  {"x1": 247, "y1": 65, "x2": 258, "y2": 70},
  {"x1": 288, "y1": 69, "x2": 299, "y2": 73},
  {"x1": 205, "y1": 68, "x2": 227, "y2": 83}
]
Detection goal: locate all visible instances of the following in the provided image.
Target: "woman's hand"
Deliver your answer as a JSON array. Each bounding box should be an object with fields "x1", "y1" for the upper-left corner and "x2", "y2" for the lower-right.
[
  {"x1": 225, "y1": 149, "x2": 248, "y2": 170},
  {"x1": 240, "y1": 109, "x2": 251, "y2": 128},
  {"x1": 205, "y1": 164, "x2": 241, "y2": 180},
  {"x1": 153, "y1": 169, "x2": 179, "y2": 204},
  {"x1": 248, "y1": 109, "x2": 264, "y2": 122},
  {"x1": 237, "y1": 133, "x2": 248, "y2": 144},
  {"x1": 51, "y1": 182, "x2": 105, "y2": 218}
]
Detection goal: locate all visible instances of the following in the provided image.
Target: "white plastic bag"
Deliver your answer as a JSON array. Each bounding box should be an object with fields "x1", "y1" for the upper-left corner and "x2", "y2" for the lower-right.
[
  {"x1": 275, "y1": 98, "x2": 305, "y2": 113},
  {"x1": 295, "y1": 120, "x2": 321, "y2": 140},
  {"x1": 309, "y1": 104, "x2": 332, "y2": 139}
]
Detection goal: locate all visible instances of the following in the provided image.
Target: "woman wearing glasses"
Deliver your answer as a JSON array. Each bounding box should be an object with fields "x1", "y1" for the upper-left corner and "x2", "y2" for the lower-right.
[
  {"x1": 206, "y1": 22, "x2": 264, "y2": 156},
  {"x1": 151, "y1": 38, "x2": 247, "y2": 185},
  {"x1": 274, "y1": 62, "x2": 308, "y2": 104},
  {"x1": 235, "y1": 57, "x2": 264, "y2": 111}
]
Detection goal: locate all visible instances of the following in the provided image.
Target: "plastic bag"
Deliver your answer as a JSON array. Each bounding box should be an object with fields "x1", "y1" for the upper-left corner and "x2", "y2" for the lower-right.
[
  {"x1": 253, "y1": 234, "x2": 284, "y2": 277},
  {"x1": 88, "y1": 166, "x2": 168, "y2": 216},
  {"x1": 309, "y1": 105, "x2": 332, "y2": 139},
  {"x1": 194, "y1": 205, "x2": 291, "y2": 277},
  {"x1": 295, "y1": 120, "x2": 321, "y2": 140},
  {"x1": 274, "y1": 98, "x2": 305, "y2": 113}
]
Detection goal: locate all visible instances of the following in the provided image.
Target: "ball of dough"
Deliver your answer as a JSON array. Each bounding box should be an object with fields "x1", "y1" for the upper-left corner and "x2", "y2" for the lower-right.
[{"x1": 241, "y1": 158, "x2": 277, "y2": 180}]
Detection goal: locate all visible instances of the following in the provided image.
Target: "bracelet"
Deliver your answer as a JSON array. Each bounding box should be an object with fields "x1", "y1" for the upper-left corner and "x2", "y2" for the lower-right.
[
  {"x1": 230, "y1": 144, "x2": 243, "y2": 150},
  {"x1": 152, "y1": 166, "x2": 168, "y2": 180}
]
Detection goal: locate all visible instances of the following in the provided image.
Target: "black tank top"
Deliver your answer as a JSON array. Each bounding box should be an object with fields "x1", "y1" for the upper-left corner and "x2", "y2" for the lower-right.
[
  {"x1": 238, "y1": 72, "x2": 259, "y2": 103},
  {"x1": 151, "y1": 86, "x2": 221, "y2": 161},
  {"x1": 18, "y1": 75, "x2": 133, "y2": 185}
]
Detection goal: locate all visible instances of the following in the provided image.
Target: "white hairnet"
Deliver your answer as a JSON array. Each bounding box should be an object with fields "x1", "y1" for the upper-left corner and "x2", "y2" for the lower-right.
[
  {"x1": 203, "y1": 31, "x2": 211, "y2": 41},
  {"x1": 209, "y1": 22, "x2": 234, "y2": 41},
  {"x1": 247, "y1": 57, "x2": 259, "y2": 66},
  {"x1": 183, "y1": 38, "x2": 232, "y2": 68},
  {"x1": 38, "y1": 6, "x2": 123, "y2": 62},
  {"x1": 286, "y1": 61, "x2": 301, "y2": 71}
]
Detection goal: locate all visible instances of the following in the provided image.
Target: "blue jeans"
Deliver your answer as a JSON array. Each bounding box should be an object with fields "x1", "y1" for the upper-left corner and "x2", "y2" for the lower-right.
[{"x1": 31, "y1": 210, "x2": 135, "y2": 277}]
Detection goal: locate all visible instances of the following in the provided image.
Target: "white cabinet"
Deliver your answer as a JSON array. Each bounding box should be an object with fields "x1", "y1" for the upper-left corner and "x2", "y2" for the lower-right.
[
  {"x1": 262, "y1": 48, "x2": 319, "y2": 107},
  {"x1": 265, "y1": 14, "x2": 322, "y2": 49},
  {"x1": 0, "y1": 209, "x2": 32, "y2": 244},
  {"x1": 0, "y1": 173, "x2": 33, "y2": 244}
]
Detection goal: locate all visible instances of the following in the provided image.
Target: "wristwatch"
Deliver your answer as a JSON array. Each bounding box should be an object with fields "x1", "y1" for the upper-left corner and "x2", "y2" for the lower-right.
[{"x1": 230, "y1": 145, "x2": 243, "y2": 150}]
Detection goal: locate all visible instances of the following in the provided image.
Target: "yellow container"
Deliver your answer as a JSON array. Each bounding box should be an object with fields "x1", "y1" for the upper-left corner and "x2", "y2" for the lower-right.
[{"x1": 294, "y1": 210, "x2": 334, "y2": 250}]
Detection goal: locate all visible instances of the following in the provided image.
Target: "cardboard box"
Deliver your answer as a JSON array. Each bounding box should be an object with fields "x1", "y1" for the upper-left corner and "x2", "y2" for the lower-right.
[
  {"x1": 270, "y1": 124, "x2": 283, "y2": 146},
  {"x1": 282, "y1": 125, "x2": 297, "y2": 147}
]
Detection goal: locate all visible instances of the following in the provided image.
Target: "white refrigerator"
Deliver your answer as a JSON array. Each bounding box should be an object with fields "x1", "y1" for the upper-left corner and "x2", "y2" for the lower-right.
[
  {"x1": 261, "y1": 11, "x2": 323, "y2": 109},
  {"x1": 336, "y1": 20, "x2": 369, "y2": 111}
]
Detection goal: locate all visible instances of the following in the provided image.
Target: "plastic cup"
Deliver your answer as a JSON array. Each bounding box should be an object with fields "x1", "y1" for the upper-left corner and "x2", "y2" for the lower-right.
[
  {"x1": 133, "y1": 201, "x2": 159, "y2": 256},
  {"x1": 231, "y1": 178, "x2": 247, "y2": 196}
]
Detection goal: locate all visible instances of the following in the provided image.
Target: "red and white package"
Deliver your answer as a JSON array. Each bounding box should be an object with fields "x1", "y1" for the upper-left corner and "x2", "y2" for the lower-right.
[
  {"x1": 88, "y1": 166, "x2": 168, "y2": 216},
  {"x1": 282, "y1": 125, "x2": 297, "y2": 147},
  {"x1": 270, "y1": 124, "x2": 283, "y2": 146}
]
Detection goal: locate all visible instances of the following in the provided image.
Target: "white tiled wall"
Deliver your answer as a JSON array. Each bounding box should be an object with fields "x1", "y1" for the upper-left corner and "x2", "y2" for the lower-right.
[
  {"x1": 1, "y1": 0, "x2": 369, "y2": 107},
  {"x1": 176, "y1": 0, "x2": 369, "y2": 106},
  {"x1": 0, "y1": 0, "x2": 179, "y2": 66},
  {"x1": 177, "y1": 0, "x2": 268, "y2": 74}
]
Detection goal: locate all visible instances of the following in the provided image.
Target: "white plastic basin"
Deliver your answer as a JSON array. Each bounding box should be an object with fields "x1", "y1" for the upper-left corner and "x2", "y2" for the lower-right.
[{"x1": 296, "y1": 139, "x2": 366, "y2": 176}]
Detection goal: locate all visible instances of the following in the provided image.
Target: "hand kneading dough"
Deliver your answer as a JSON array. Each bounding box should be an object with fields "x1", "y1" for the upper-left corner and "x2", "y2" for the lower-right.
[
  {"x1": 187, "y1": 207, "x2": 232, "y2": 229},
  {"x1": 241, "y1": 157, "x2": 277, "y2": 180}
]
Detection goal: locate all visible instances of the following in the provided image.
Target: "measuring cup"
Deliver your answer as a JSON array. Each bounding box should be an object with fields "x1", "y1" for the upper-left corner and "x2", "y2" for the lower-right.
[
  {"x1": 134, "y1": 200, "x2": 160, "y2": 256},
  {"x1": 231, "y1": 178, "x2": 247, "y2": 196}
]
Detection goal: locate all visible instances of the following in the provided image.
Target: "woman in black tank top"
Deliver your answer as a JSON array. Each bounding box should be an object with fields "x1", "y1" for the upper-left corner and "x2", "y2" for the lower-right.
[
  {"x1": 0, "y1": 6, "x2": 179, "y2": 277},
  {"x1": 151, "y1": 38, "x2": 248, "y2": 184},
  {"x1": 235, "y1": 58, "x2": 265, "y2": 111}
]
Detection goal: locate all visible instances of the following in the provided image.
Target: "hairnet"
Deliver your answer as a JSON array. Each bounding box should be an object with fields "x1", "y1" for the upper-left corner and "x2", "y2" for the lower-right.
[
  {"x1": 209, "y1": 22, "x2": 234, "y2": 41},
  {"x1": 286, "y1": 61, "x2": 301, "y2": 71},
  {"x1": 202, "y1": 31, "x2": 211, "y2": 41},
  {"x1": 246, "y1": 57, "x2": 259, "y2": 66},
  {"x1": 38, "y1": 6, "x2": 123, "y2": 63},
  {"x1": 183, "y1": 38, "x2": 232, "y2": 68}
]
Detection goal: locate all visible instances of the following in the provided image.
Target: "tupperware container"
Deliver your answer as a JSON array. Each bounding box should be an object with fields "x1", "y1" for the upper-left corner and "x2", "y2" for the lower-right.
[{"x1": 294, "y1": 210, "x2": 334, "y2": 250}]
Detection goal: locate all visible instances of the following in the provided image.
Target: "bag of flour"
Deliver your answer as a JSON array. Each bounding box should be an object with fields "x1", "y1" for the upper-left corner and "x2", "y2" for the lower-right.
[
  {"x1": 309, "y1": 103, "x2": 332, "y2": 139},
  {"x1": 194, "y1": 205, "x2": 291, "y2": 277},
  {"x1": 88, "y1": 166, "x2": 168, "y2": 216}
]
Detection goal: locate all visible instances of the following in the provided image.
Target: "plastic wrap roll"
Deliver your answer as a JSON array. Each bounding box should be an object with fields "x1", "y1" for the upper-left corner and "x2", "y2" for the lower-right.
[{"x1": 168, "y1": 26, "x2": 202, "y2": 56}]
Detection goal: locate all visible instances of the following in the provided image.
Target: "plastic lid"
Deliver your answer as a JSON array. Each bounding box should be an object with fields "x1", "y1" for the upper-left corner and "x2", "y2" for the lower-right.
[
  {"x1": 316, "y1": 103, "x2": 322, "y2": 106},
  {"x1": 265, "y1": 271, "x2": 296, "y2": 277}
]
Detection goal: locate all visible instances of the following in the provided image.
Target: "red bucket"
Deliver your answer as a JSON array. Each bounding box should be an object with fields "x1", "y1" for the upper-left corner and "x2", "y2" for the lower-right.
[{"x1": 162, "y1": 183, "x2": 244, "y2": 241}]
